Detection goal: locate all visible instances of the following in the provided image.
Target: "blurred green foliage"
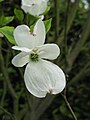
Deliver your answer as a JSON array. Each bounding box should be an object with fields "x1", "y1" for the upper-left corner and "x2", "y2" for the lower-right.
[{"x1": 0, "y1": 0, "x2": 90, "y2": 120}]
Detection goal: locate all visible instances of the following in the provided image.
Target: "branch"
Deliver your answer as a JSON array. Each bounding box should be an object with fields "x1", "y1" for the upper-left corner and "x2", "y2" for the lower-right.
[
  {"x1": 0, "y1": 39, "x2": 19, "y2": 119},
  {"x1": 0, "y1": 81, "x2": 7, "y2": 106},
  {"x1": 62, "y1": 94, "x2": 77, "y2": 120},
  {"x1": 54, "y1": 0, "x2": 60, "y2": 39},
  {"x1": 0, "y1": 106, "x2": 15, "y2": 120},
  {"x1": 57, "y1": 0, "x2": 79, "y2": 45},
  {"x1": 67, "y1": 10, "x2": 90, "y2": 71},
  {"x1": 68, "y1": 62, "x2": 90, "y2": 86},
  {"x1": 35, "y1": 95, "x2": 55, "y2": 120},
  {"x1": 0, "y1": 40, "x2": 17, "y2": 99}
]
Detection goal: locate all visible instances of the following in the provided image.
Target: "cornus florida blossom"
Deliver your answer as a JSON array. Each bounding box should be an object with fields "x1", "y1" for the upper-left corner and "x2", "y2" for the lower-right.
[
  {"x1": 12, "y1": 19, "x2": 66, "y2": 98},
  {"x1": 21, "y1": 0, "x2": 48, "y2": 16},
  {"x1": 71, "y1": 0, "x2": 75, "y2": 3}
]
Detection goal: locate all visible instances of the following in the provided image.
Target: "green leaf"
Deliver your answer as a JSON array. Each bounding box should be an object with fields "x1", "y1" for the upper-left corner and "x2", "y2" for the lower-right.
[
  {"x1": 0, "y1": 0, "x2": 3, "y2": 2},
  {"x1": 30, "y1": 24, "x2": 35, "y2": 33},
  {"x1": 43, "y1": 6, "x2": 51, "y2": 15},
  {"x1": 25, "y1": 13, "x2": 38, "y2": 26},
  {"x1": 30, "y1": 18, "x2": 52, "y2": 33},
  {"x1": 0, "y1": 26, "x2": 16, "y2": 44},
  {"x1": 14, "y1": 8, "x2": 24, "y2": 22},
  {"x1": 44, "y1": 18, "x2": 52, "y2": 33},
  {"x1": 0, "y1": 16, "x2": 14, "y2": 27}
]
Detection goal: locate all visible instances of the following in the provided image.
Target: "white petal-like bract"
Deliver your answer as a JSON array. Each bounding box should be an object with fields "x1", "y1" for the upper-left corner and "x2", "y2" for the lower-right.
[
  {"x1": 24, "y1": 59, "x2": 66, "y2": 98},
  {"x1": 33, "y1": 19, "x2": 46, "y2": 46},
  {"x1": 12, "y1": 46, "x2": 31, "y2": 52},
  {"x1": 38, "y1": 44, "x2": 60, "y2": 60},
  {"x1": 12, "y1": 52, "x2": 29, "y2": 67},
  {"x1": 22, "y1": 0, "x2": 34, "y2": 5},
  {"x1": 14, "y1": 19, "x2": 45, "y2": 49},
  {"x1": 22, "y1": 4, "x2": 39, "y2": 16},
  {"x1": 14, "y1": 25, "x2": 34, "y2": 48},
  {"x1": 21, "y1": 0, "x2": 48, "y2": 16}
]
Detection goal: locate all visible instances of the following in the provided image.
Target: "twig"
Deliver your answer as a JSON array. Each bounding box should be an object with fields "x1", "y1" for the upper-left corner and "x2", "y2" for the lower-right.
[
  {"x1": 0, "y1": 39, "x2": 18, "y2": 119},
  {"x1": 0, "y1": 81, "x2": 7, "y2": 106},
  {"x1": 68, "y1": 62, "x2": 90, "y2": 86},
  {"x1": 61, "y1": 91, "x2": 77, "y2": 120},
  {"x1": 0, "y1": 106, "x2": 15, "y2": 120},
  {"x1": 64, "y1": 0, "x2": 70, "y2": 55},
  {"x1": 54, "y1": 0, "x2": 60, "y2": 39},
  {"x1": 67, "y1": 9, "x2": 90, "y2": 71},
  {"x1": 0, "y1": 39, "x2": 17, "y2": 99},
  {"x1": 56, "y1": 0, "x2": 79, "y2": 45}
]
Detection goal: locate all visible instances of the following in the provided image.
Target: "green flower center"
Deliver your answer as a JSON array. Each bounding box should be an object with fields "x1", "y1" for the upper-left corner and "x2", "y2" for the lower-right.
[{"x1": 30, "y1": 53, "x2": 39, "y2": 62}]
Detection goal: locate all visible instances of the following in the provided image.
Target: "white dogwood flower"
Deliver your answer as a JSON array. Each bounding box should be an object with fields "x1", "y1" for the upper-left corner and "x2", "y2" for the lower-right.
[
  {"x1": 21, "y1": 0, "x2": 48, "y2": 16},
  {"x1": 12, "y1": 19, "x2": 66, "y2": 98},
  {"x1": 71, "y1": 0, "x2": 75, "y2": 3}
]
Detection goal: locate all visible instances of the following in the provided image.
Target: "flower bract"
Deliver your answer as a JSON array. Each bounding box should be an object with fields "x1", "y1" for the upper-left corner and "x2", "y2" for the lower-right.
[
  {"x1": 21, "y1": 0, "x2": 48, "y2": 16},
  {"x1": 71, "y1": 0, "x2": 75, "y2": 3},
  {"x1": 12, "y1": 19, "x2": 66, "y2": 98}
]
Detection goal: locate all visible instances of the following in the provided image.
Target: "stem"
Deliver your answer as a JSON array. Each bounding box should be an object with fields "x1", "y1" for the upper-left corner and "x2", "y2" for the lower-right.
[
  {"x1": 35, "y1": 95, "x2": 55, "y2": 120},
  {"x1": 67, "y1": 9, "x2": 90, "y2": 71},
  {"x1": 62, "y1": 94, "x2": 77, "y2": 120},
  {"x1": 0, "y1": 40, "x2": 17, "y2": 99},
  {"x1": 64, "y1": 0, "x2": 70, "y2": 55},
  {"x1": 13, "y1": 99, "x2": 19, "y2": 120},
  {"x1": 68, "y1": 62, "x2": 90, "y2": 86},
  {"x1": 57, "y1": 0, "x2": 79, "y2": 45},
  {"x1": 0, "y1": 39, "x2": 18, "y2": 119},
  {"x1": 54, "y1": 0, "x2": 60, "y2": 39},
  {"x1": 0, "y1": 81, "x2": 7, "y2": 106},
  {"x1": 0, "y1": 106, "x2": 15, "y2": 120}
]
